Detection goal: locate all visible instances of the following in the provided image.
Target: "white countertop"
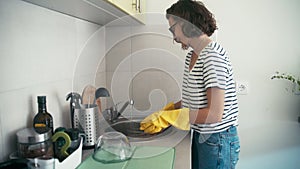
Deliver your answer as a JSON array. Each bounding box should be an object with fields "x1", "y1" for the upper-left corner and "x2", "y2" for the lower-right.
[{"x1": 82, "y1": 131, "x2": 191, "y2": 169}]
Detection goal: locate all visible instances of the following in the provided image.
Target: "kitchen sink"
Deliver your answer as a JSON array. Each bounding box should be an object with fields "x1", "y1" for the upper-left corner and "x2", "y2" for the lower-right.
[{"x1": 105, "y1": 118, "x2": 175, "y2": 142}]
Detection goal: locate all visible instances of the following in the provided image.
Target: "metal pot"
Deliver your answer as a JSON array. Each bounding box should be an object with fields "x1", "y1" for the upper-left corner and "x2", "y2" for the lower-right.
[{"x1": 16, "y1": 128, "x2": 53, "y2": 159}]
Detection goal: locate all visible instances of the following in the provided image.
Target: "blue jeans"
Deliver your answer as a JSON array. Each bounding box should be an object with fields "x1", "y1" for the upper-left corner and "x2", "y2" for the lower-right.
[{"x1": 192, "y1": 126, "x2": 240, "y2": 169}]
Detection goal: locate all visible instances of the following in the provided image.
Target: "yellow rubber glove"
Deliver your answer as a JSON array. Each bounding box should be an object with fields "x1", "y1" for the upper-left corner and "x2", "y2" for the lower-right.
[
  {"x1": 160, "y1": 108, "x2": 190, "y2": 131},
  {"x1": 140, "y1": 103, "x2": 174, "y2": 134},
  {"x1": 162, "y1": 102, "x2": 175, "y2": 111},
  {"x1": 140, "y1": 102, "x2": 190, "y2": 134},
  {"x1": 140, "y1": 112, "x2": 170, "y2": 134}
]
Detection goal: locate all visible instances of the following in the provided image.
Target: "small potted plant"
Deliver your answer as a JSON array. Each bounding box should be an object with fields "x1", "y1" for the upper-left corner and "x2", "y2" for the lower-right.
[
  {"x1": 272, "y1": 72, "x2": 300, "y2": 122},
  {"x1": 271, "y1": 71, "x2": 300, "y2": 92}
]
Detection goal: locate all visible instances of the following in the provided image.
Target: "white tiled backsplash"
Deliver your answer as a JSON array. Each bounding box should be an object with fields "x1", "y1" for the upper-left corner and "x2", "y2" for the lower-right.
[
  {"x1": 0, "y1": 0, "x2": 103, "y2": 161},
  {"x1": 0, "y1": 0, "x2": 186, "y2": 161},
  {"x1": 103, "y1": 28, "x2": 186, "y2": 114}
]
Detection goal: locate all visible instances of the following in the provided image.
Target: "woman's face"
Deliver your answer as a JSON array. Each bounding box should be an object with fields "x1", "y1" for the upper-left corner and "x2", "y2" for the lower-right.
[{"x1": 168, "y1": 17, "x2": 189, "y2": 47}]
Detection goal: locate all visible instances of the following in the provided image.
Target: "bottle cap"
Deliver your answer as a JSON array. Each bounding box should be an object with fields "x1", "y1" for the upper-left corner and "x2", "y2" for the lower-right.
[{"x1": 37, "y1": 96, "x2": 46, "y2": 104}]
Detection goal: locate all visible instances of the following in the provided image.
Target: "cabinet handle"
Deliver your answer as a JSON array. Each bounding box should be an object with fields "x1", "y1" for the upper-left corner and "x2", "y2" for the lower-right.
[
  {"x1": 132, "y1": 0, "x2": 137, "y2": 11},
  {"x1": 132, "y1": 0, "x2": 141, "y2": 13},
  {"x1": 138, "y1": 0, "x2": 141, "y2": 13}
]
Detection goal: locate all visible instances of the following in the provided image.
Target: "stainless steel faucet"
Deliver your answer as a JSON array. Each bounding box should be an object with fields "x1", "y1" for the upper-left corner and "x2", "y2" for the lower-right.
[{"x1": 105, "y1": 99, "x2": 134, "y2": 123}]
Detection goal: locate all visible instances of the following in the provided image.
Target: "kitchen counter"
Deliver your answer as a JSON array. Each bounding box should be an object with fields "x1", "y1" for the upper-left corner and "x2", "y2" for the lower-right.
[
  {"x1": 173, "y1": 133, "x2": 190, "y2": 169},
  {"x1": 81, "y1": 133, "x2": 191, "y2": 169},
  {"x1": 79, "y1": 146, "x2": 175, "y2": 169}
]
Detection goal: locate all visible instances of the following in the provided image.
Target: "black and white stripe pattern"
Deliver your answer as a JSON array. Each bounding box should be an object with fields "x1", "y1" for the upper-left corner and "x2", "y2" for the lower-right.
[{"x1": 182, "y1": 41, "x2": 239, "y2": 134}]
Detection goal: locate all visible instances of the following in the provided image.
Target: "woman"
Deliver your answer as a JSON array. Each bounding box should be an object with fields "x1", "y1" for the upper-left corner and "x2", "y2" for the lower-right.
[{"x1": 166, "y1": 0, "x2": 240, "y2": 168}]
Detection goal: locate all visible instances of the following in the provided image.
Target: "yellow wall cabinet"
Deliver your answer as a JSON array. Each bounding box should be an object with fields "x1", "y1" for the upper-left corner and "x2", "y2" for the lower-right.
[{"x1": 22, "y1": 0, "x2": 145, "y2": 26}]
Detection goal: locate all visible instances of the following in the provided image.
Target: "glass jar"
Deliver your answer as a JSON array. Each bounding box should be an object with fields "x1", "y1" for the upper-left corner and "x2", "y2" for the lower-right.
[{"x1": 16, "y1": 128, "x2": 53, "y2": 158}]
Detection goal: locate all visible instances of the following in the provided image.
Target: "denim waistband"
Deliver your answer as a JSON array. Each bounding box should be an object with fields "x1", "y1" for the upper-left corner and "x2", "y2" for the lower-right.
[
  {"x1": 193, "y1": 125, "x2": 237, "y2": 135},
  {"x1": 219, "y1": 125, "x2": 238, "y2": 137},
  {"x1": 224, "y1": 125, "x2": 237, "y2": 132}
]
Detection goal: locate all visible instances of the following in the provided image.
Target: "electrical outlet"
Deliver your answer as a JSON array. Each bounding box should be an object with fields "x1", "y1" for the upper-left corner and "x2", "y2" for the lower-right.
[{"x1": 236, "y1": 81, "x2": 249, "y2": 95}]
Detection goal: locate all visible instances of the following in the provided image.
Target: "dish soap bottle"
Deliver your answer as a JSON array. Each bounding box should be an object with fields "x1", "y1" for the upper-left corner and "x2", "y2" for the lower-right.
[{"x1": 33, "y1": 96, "x2": 53, "y2": 134}]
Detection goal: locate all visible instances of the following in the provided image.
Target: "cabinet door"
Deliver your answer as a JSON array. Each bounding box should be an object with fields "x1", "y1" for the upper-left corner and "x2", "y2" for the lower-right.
[
  {"x1": 106, "y1": 0, "x2": 145, "y2": 23},
  {"x1": 108, "y1": 0, "x2": 140, "y2": 15}
]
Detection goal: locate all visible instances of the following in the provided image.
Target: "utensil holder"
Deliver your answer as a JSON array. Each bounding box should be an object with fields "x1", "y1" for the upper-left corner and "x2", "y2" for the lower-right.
[{"x1": 74, "y1": 104, "x2": 100, "y2": 147}]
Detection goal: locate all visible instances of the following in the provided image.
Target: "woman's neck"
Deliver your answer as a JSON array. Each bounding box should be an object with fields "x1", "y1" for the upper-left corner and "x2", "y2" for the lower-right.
[{"x1": 189, "y1": 35, "x2": 212, "y2": 55}]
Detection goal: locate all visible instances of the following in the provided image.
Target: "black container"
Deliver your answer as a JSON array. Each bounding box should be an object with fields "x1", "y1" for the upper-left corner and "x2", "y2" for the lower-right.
[{"x1": 0, "y1": 159, "x2": 28, "y2": 169}]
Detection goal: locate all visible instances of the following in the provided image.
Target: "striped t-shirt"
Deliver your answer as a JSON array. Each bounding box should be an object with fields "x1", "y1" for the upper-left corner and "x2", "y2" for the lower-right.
[{"x1": 182, "y1": 41, "x2": 239, "y2": 134}]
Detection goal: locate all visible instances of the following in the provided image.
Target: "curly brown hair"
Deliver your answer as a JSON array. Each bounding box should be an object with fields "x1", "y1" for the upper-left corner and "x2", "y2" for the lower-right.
[{"x1": 166, "y1": 0, "x2": 217, "y2": 37}]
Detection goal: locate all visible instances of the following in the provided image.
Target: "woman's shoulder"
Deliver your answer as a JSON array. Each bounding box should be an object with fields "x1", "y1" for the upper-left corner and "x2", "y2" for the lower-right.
[
  {"x1": 203, "y1": 41, "x2": 227, "y2": 58},
  {"x1": 206, "y1": 41, "x2": 224, "y2": 51}
]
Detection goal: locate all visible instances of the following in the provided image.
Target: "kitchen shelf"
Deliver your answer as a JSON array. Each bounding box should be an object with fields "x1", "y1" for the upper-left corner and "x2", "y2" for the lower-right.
[{"x1": 22, "y1": 0, "x2": 144, "y2": 26}]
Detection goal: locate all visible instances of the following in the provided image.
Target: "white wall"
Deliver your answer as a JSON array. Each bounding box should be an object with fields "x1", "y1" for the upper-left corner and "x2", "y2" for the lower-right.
[
  {"x1": 202, "y1": 0, "x2": 300, "y2": 168},
  {"x1": 146, "y1": 0, "x2": 300, "y2": 169},
  {"x1": 0, "y1": 0, "x2": 104, "y2": 161}
]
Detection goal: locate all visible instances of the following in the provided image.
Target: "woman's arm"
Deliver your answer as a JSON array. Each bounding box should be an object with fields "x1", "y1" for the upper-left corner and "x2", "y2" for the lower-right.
[
  {"x1": 189, "y1": 87, "x2": 225, "y2": 124},
  {"x1": 174, "y1": 100, "x2": 182, "y2": 109}
]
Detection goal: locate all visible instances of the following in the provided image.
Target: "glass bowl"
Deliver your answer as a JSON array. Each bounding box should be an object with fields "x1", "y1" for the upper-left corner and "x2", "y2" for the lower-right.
[{"x1": 92, "y1": 132, "x2": 133, "y2": 163}]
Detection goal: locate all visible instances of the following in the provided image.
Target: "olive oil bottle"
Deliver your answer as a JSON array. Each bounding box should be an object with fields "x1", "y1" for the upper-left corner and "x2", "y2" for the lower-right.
[{"x1": 33, "y1": 96, "x2": 53, "y2": 134}]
